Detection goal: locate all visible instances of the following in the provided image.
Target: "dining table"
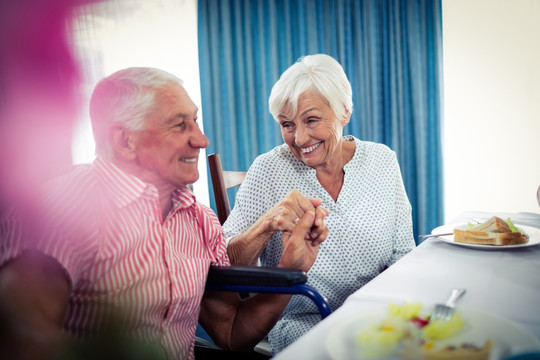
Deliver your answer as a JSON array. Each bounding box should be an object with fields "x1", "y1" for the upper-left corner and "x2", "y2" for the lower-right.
[{"x1": 272, "y1": 211, "x2": 540, "y2": 360}]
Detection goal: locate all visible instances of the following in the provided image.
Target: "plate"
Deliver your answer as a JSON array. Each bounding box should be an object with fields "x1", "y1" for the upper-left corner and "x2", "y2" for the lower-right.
[
  {"x1": 431, "y1": 224, "x2": 540, "y2": 250},
  {"x1": 325, "y1": 306, "x2": 540, "y2": 360}
]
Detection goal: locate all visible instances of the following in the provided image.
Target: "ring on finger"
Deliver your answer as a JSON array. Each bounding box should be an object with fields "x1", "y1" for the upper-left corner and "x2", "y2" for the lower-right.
[{"x1": 294, "y1": 217, "x2": 300, "y2": 224}]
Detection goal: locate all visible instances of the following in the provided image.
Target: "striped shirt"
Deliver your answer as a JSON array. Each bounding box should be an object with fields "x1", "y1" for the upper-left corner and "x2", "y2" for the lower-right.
[{"x1": 0, "y1": 156, "x2": 229, "y2": 360}]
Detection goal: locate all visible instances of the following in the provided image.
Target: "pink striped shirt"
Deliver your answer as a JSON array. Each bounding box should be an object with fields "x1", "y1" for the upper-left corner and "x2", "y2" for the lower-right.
[{"x1": 0, "y1": 156, "x2": 229, "y2": 359}]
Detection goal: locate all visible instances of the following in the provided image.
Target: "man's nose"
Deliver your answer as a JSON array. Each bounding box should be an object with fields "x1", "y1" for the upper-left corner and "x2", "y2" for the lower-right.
[{"x1": 190, "y1": 126, "x2": 209, "y2": 149}]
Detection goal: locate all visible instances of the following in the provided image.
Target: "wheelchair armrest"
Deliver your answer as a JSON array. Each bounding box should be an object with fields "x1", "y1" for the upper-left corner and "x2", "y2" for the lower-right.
[
  {"x1": 204, "y1": 266, "x2": 331, "y2": 320},
  {"x1": 205, "y1": 265, "x2": 307, "y2": 287}
]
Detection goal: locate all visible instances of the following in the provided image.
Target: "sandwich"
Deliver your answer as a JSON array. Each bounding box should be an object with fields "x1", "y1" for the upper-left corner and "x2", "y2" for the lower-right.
[{"x1": 453, "y1": 216, "x2": 528, "y2": 245}]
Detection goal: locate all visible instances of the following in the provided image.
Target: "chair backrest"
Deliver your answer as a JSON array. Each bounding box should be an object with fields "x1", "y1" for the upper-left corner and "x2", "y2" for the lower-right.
[{"x1": 208, "y1": 153, "x2": 246, "y2": 225}]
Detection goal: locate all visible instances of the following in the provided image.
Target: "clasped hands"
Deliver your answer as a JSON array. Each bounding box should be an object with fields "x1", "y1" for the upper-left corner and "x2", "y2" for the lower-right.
[{"x1": 273, "y1": 190, "x2": 330, "y2": 271}]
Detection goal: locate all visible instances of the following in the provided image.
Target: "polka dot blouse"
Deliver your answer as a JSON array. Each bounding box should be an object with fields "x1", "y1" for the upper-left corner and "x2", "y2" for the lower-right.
[{"x1": 223, "y1": 135, "x2": 415, "y2": 354}]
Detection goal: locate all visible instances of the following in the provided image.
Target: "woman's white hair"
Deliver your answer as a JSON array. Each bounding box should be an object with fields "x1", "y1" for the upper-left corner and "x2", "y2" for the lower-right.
[
  {"x1": 268, "y1": 54, "x2": 353, "y2": 123},
  {"x1": 89, "y1": 67, "x2": 183, "y2": 159}
]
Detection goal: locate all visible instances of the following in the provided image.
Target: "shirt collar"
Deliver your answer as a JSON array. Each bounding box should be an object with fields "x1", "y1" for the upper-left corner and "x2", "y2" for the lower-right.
[{"x1": 171, "y1": 186, "x2": 197, "y2": 212}]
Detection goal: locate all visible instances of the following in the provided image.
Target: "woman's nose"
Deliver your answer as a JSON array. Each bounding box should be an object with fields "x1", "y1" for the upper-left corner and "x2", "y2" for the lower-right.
[{"x1": 294, "y1": 125, "x2": 309, "y2": 145}]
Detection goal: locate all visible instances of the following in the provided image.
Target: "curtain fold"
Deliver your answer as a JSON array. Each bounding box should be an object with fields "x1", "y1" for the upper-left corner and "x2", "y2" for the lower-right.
[{"x1": 198, "y1": 0, "x2": 443, "y2": 242}]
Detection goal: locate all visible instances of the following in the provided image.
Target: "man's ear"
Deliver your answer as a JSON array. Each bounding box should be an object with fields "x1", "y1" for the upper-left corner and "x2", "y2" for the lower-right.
[{"x1": 108, "y1": 124, "x2": 136, "y2": 160}]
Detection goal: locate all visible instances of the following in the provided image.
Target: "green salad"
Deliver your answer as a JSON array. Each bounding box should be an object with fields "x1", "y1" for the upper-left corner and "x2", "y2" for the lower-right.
[{"x1": 354, "y1": 303, "x2": 465, "y2": 359}]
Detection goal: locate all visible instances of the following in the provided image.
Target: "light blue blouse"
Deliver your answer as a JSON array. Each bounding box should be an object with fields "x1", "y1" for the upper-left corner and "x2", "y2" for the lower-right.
[{"x1": 223, "y1": 136, "x2": 415, "y2": 354}]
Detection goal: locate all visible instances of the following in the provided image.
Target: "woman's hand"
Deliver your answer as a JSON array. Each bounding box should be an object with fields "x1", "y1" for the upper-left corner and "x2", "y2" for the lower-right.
[{"x1": 264, "y1": 189, "x2": 329, "y2": 245}]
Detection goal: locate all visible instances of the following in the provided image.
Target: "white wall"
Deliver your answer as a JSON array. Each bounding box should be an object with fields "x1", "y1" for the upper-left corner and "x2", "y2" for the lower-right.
[{"x1": 442, "y1": 0, "x2": 540, "y2": 222}]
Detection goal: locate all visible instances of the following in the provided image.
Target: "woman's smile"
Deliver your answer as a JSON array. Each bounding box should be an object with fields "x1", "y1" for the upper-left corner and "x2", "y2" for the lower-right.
[{"x1": 300, "y1": 142, "x2": 322, "y2": 154}]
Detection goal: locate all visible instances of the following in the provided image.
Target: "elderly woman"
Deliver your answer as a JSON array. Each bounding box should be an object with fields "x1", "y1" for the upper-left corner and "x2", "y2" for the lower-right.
[{"x1": 223, "y1": 54, "x2": 415, "y2": 354}]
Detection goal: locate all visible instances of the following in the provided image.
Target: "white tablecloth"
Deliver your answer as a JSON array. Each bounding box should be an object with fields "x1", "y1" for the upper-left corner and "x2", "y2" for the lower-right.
[{"x1": 273, "y1": 211, "x2": 540, "y2": 359}]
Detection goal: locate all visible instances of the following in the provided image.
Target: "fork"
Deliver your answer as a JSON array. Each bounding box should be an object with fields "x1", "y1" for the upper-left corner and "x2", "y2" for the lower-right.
[
  {"x1": 431, "y1": 288, "x2": 466, "y2": 321},
  {"x1": 419, "y1": 219, "x2": 485, "y2": 239},
  {"x1": 418, "y1": 232, "x2": 453, "y2": 239}
]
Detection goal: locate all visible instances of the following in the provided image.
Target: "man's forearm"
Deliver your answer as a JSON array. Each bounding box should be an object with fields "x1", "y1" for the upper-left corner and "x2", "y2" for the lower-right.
[{"x1": 229, "y1": 292, "x2": 292, "y2": 350}]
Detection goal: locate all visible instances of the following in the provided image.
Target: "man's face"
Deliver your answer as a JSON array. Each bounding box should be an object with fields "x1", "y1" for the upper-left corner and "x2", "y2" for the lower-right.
[{"x1": 130, "y1": 83, "x2": 209, "y2": 193}]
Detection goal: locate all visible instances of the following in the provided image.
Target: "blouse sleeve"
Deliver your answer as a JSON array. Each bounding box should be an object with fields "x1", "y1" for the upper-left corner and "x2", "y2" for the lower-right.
[{"x1": 222, "y1": 154, "x2": 272, "y2": 245}]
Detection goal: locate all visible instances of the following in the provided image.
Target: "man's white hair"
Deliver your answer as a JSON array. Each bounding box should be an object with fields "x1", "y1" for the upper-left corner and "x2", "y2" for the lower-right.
[{"x1": 89, "y1": 67, "x2": 183, "y2": 159}]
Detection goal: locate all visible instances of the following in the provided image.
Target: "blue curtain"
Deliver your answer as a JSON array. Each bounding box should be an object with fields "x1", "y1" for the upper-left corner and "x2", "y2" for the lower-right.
[{"x1": 198, "y1": 0, "x2": 443, "y2": 242}]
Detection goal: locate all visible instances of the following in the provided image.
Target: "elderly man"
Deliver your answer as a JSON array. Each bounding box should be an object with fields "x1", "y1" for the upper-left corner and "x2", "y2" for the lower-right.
[{"x1": 0, "y1": 67, "x2": 325, "y2": 360}]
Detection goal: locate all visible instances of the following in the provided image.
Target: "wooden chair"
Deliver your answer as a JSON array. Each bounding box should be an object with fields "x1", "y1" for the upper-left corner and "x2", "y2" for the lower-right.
[{"x1": 207, "y1": 153, "x2": 247, "y2": 225}]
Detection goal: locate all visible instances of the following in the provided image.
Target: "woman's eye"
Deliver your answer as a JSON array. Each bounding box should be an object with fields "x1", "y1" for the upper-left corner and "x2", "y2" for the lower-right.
[{"x1": 281, "y1": 122, "x2": 292, "y2": 130}]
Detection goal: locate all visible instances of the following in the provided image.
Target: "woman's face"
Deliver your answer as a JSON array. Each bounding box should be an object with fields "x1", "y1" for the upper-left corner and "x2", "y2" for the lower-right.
[{"x1": 279, "y1": 91, "x2": 348, "y2": 170}]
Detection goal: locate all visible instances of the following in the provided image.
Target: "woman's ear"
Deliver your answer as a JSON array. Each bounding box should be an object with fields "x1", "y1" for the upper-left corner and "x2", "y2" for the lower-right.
[
  {"x1": 342, "y1": 106, "x2": 351, "y2": 125},
  {"x1": 108, "y1": 124, "x2": 136, "y2": 160}
]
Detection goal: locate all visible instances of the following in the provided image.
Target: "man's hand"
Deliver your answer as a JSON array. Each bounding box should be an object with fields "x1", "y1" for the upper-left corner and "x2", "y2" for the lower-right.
[
  {"x1": 0, "y1": 251, "x2": 71, "y2": 359},
  {"x1": 278, "y1": 210, "x2": 325, "y2": 272}
]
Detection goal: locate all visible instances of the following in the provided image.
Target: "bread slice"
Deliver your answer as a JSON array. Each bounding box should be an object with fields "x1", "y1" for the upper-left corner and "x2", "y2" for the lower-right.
[
  {"x1": 469, "y1": 216, "x2": 509, "y2": 232},
  {"x1": 422, "y1": 340, "x2": 493, "y2": 360},
  {"x1": 453, "y1": 216, "x2": 527, "y2": 246}
]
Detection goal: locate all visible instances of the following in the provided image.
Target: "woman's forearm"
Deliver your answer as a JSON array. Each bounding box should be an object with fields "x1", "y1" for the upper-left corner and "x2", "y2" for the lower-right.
[{"x1": 227, "y1": 215, "x2": 275, "y2": 266}]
